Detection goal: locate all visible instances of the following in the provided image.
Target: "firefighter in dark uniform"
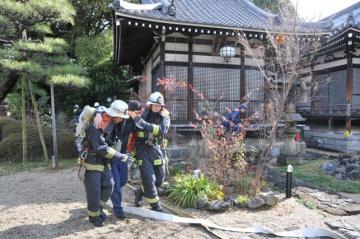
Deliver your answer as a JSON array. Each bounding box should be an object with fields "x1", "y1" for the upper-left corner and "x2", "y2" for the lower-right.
[
  {"x1": 83, "y1": 100, "x2": 129, "y2": 227},
  {"x1": 128, "y1": 92, "x2": 170, "y2": 212},
  {"x1": 93, "y1": 100, "x2": 142, "y2": 219}
]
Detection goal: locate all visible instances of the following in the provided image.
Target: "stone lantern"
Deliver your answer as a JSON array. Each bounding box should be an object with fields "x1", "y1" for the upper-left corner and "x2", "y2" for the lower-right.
[{"x1": 277, "y1": 104, "x2": 306, "y2": 165}]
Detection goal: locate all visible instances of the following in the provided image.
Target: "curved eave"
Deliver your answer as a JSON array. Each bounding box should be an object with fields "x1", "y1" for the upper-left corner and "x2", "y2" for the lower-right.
[
  {"x1": 114, "y1": 12, "x2": 330, "y2": 35},
  {"x1": 113, "y1": 21, "x2": 154, "y2": 71}
]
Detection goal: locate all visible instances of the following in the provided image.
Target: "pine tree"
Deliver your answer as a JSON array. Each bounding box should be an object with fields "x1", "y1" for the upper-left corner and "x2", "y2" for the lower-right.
[{"x1": 0, "y1": 0, "x2": 89, "y2": 163}]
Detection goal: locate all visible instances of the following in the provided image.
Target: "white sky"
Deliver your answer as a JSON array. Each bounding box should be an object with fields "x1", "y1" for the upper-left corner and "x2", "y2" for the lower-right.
[{"x1": 290, "y1": 0, "x2": 360, "y2": 21}]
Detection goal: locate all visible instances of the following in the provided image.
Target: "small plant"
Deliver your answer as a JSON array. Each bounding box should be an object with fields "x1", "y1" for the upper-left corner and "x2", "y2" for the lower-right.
[
  {"x1": 235, "y1": 195, "x2": 251, "y2": 207},
  {"x1": 169, "y1": 163, "x2": 184, "y2": 176},
  {"x1": 168, "y1": 174, "x2": 224, "y2": 208},
  {"x1": 233, "y1": 173, "x2": 255, "y2": 195},
  {"x1": 297, "y1": 199, "x2": 317, "y2": 210}
]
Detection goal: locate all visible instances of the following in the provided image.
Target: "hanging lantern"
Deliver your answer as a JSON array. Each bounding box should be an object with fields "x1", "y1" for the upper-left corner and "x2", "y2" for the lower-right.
[
  {"x1": 276, "y1": 34, "x2": 286, "y2": 44},
  {"x1": 220, "y1": 46, "x2": 236, "y2": 63}
]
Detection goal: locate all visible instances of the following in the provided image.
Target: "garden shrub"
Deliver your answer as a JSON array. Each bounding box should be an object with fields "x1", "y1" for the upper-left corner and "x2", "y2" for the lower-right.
[
  {"x1": 0, "y1": 117, "x2": 76, "y2": 162},
  {"x1": 168, "y1": 174, "x2": 223, "y2": 208}
]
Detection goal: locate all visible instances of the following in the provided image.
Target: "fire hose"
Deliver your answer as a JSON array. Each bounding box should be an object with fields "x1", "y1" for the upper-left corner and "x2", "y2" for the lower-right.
[{"x1": 123, "y1": 184, "x2": 344, "y2": 239}]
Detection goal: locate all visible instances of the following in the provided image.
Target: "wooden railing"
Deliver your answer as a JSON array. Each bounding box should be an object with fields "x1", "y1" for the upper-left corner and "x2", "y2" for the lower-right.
[{"x1": 297, "y1": 104, "x2": 360, "y2": 117}]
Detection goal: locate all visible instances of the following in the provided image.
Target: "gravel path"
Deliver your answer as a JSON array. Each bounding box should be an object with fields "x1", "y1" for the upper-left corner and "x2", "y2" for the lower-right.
[{"x1": 0, "y1": 167, "x2": 341, "y2": 239}]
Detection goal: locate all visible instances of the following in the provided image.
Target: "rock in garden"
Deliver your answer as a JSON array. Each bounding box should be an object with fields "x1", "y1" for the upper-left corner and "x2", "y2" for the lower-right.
[
  {"x1": 340, "y1": 203, "x2": 360, "y2": 215},
  {"x1": 247, "y1": 196, "x2": 265, "y2": 209},
  {"x1": 317, "y1": 204, "x2": 347, "y2": 216},
  {"x1": 157, "y1": 187, "x2": 167, "y2": 196},
  {"x1": 324, "y1": 220, "x2": 344, "y2": 230},
  {"x1": 258, "y1": 191, "x2": 279, "y2": 206},
  {"x1": 197, "y1": 194, "x2": 208, "y2": 209},
  {"x1": 206, "y1": 200, "x2": 230, "y2": 213},
  {"x1": 320, "y1": 161, "x2": 336, "y2": 173}
]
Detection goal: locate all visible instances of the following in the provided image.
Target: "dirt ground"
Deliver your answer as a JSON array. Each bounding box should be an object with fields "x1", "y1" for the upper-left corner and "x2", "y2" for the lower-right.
[{"x1": 0, "y1": 167, "x2": 342, "y2": 239}]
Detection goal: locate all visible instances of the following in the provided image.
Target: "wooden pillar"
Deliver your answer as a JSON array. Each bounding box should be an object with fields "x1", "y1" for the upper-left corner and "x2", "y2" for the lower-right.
[
  {"x1": 310, "y1": 64, "x2": 314, "y2": 118},
  {"x1": 328, "y1": 118, "x2": 333, "y2": 131},
  {"x1": 159, "y1": 33, "x2": 166, "y2": 95},
  {"x1": 50, "y1": 84, "x2": 58, "y2": 168},
  {"x1": 346, "y1": 54, "x2": 353, "y2": 132},
  {"x1": 240, "y1": 46, "x2": 245, "y2": 100},
  {"x1": 187, "y1": 35, "x2": 194, "y2": 121},
  {"x1": 263, "y1": 44, "x2": 271, "y2": 122}
]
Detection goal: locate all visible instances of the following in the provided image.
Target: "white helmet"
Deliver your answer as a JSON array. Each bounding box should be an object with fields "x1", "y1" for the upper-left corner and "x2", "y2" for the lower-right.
[
  {"x1": 146, "y1": 91, "x2": 164, "y2": 106},
  {"x1": 94, "y1": 102, "x2": 100, "y2": 108},
  {"x1": 105, "y1": 100, "x2": 129, "y2": 118}
]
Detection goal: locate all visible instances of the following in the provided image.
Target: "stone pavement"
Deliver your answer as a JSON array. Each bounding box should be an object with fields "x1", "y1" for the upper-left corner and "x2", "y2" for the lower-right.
[{"x1": 294, "y1": 187, "x2": 360, "y2": 239}]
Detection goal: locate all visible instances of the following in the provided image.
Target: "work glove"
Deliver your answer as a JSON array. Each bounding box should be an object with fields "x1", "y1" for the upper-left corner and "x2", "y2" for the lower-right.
[
  {"x1": 114, "y1": 153, "x2": 133, "y2": 163},
  {"x1": 126, "y1": 153, "x2": 134, "y2": 163}
]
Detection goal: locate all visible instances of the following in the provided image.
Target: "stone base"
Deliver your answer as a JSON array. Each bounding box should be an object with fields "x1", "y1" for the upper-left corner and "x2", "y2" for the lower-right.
[
  {"x1": 304, "y1": 130, "x2": 360, "y2": 153},
  {"x1": 277, "y1": 154, "x2": 304, "y2": 166}
]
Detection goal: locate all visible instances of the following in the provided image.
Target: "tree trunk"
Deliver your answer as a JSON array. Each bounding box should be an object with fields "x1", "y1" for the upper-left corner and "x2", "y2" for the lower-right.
[
  {"x1": 21, "y1": 76, "x2": 27, "y2": 164},
  {"x1": 50, "y1": 84, "x2": 58, "y2": 168},
  {"x1": 0, "y1": 71, "x2": 19, "y2": 103},
  {"x1": 28, "y1": 79, "x2": 49, "y2": 162}
]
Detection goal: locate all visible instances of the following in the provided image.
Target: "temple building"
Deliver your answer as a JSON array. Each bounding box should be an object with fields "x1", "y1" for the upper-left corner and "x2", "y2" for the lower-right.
[{"x1": 110, "y1": 0, "x2": 360, "y2": 151}]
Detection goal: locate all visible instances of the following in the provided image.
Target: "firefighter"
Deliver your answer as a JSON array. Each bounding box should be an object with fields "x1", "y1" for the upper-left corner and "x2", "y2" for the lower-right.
[
  {"x1": 94, "y1": 100, "x2": 142, "y2": 219},
  {"x1": 82, "y1": 100, "x2": 129, "y2": 227},
  {"x1": 128, "y1": 92, "x2": 170, "y2": 212}
]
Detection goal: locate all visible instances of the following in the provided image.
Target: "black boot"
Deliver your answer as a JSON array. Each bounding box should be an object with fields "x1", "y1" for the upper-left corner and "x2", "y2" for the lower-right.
[
  {"x1": 150, "y1": 202, "x2": 163, "y2": 212},
  {"x1": 134, "y1": 188, "x2": 143, "y2": 207},
  {"x1": 89, "y1": 216, "x2": 104, "y2": 227},
  {"x1": 114, "y1": 208, "x2": 126, "y2": 220}
]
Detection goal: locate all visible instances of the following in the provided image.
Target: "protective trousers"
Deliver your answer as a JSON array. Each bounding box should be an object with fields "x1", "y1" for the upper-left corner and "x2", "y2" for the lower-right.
[
  {"x1": 110, "y1": 160, "x2": 128, "y2": 213},
  {"x1": 84, "y1": 167, "x2": 114, "y2": 218},
  {"x1": 140, "y1": 159, "x2": 165, "y2": 205},
  {"x1": 138, "y1": 150, "x2": 165, "y2": 205}
]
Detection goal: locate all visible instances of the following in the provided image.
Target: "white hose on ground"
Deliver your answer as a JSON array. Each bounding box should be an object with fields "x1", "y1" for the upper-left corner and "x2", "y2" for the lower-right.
[{"x1": 122, "y1": 204, "x2": 345, "y2": 239}]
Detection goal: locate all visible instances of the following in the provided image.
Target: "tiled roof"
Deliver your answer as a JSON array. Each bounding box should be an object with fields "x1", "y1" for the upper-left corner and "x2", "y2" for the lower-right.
[
  {"x1": 321, "y1": 1, "x2": 360, "y2": 30},
  {"x1": 111, "y1": 0, "x2": 325, "y2": 33},
  {"x1": 315, "y1": 2, "x2": 360, "y2": 40}
]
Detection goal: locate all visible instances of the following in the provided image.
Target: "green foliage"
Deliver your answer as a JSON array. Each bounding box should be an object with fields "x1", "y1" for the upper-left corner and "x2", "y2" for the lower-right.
[
  {"x1": 235, "y1": 195, "x2": 251, "y2": 207},
  {"x1": 252, "y1": 0, "x2": 296, "y2": 15},
  {"x1": 274, "y1": 160, "x2": 360, "y2": 194},
  {"x1": 75, "y1": 30, "x2": 113, "y2": 67},
  {"x1": 70, "y1": 0, "x2": 112, "y2": 37},
  {"x1": 0, "y1": 117, "x2": 76, "y2": 162},
  {"x1": 0, "y1": 0, "x2": 75, "y2": 38},
  {"x1": 168, "y1": 174, "x2": 224, "y2": 208},
  {"x1": 169, "y1": 163, "x2": 184, "y2": 176},
  {"x1": 297, "y1": 199, "x2": 317, "y2": 210},
  {"x1": 233, "y1": 173, "x2": 253, "y2": 195},
  {"x1": 0, "y1": 0, "x2": 89, "y2": 106},
  {"x1": 1, "y1": 37, "x2": 89, "y2": 86}
]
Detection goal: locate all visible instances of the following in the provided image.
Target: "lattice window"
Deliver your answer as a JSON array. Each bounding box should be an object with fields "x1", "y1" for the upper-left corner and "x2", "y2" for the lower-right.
[
  {"x1": 329, "y1": 70, "x2": 346, "y2": 105},
  {"x1": 165, "y1": 65, "x2": 188, "y2": 121},
  {"x1": 313, "y1": 73, "x2": 329, "y2": 106},
  {"x1": 245, "y1": 70, "x2": 264, "y2": 117},
  {"x1": 193, "y1": 67, "x2": 241, "y2": 115},
  {"x1": 193, "y1": 67, "x2": 240, "y2": 101},
  {"x1": 314, "y1": 71, "x2": 346, "y2": 107},
  {"x1": 353, "y1": 68, "x2": 360, "y2": 107},
  {"x1": 245, "y1": 70, "x2": 263, "y2": 101}
]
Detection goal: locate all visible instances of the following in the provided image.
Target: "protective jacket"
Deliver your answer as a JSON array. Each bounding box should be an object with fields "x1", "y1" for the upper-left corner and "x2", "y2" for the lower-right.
[
  {"x1": 83, "y1": 121, "x2": 127, "y2": 219},
  {"x1": 134, "y1": 108, "x2": 170, "y2": 206}
]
